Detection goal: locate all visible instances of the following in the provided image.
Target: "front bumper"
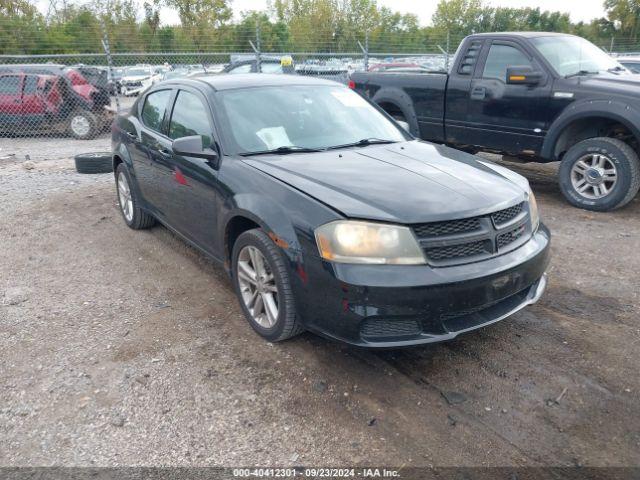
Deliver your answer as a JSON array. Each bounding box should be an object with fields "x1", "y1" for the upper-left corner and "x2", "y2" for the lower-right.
[{"x1": 294, "y1": 225, "x2": 550, "y2": 347}]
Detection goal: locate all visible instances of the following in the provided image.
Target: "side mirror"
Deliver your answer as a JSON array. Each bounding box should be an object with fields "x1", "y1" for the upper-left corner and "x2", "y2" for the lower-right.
[
  {"x1": 172, "y1": 135, "x2": 219, "y2": 163},
  {"x1": 506, "y1": 66, "x2": 543, "y2": 86}
]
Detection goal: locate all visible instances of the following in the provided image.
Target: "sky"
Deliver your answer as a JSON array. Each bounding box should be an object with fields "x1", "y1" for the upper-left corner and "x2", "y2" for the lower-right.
[{"x1": 36, "y1": 0, "x2": 608, "y2": 26}]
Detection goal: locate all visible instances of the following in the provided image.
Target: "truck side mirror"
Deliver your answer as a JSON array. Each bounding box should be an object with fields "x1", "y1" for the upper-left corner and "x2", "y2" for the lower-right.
[{"x1": 506, "y1": 66, "x2": 543, "y2": 86}]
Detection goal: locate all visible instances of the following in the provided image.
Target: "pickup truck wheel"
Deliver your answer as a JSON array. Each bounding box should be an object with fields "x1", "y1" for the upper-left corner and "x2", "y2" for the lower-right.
[
  {"x1": 559, "y1": 137, "x2": 640, "y2": 211},
  {"x1": 68, "y1": 110, "x2": 98, "y2": 140},
  {"x1": 232, "y1": 229, "x2": 304, "y2": 343}
]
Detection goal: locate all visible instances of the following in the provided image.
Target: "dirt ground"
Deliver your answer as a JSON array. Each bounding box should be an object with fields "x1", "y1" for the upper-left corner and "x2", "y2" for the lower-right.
[{"x1": 1, "y1": 136, "x2": 639, "y2": 467}]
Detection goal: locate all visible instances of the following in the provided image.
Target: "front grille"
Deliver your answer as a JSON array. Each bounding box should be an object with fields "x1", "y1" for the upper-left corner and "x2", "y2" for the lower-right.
[
  {"x1": 425, "y1": 240, "x2": 489, "y2": 261},
  {"x1": 124, "y1": 81, "x2": 142, "y2": 87},
  {"x1": 491, "y1": 202, "x2": 524, "y2": 226},
  {"x1": 361, "y1": 318, "x2": 421, "y2": 339},
  {"x1": 497, "y1": 224, "x2": 526, "y2": 250},
  {"x1": 411, "y1": 201, "x2": 530, "y2": 267},
  {"x1": 413, "y1": 217, "x2": 481, "y2": 237}
]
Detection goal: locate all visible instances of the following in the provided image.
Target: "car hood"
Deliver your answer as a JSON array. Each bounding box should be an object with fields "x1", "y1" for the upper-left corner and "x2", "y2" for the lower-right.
[
  {"x1": 122, "y1": 75, "x2": 151, "y2": 82},
  {"x1": 242, "y1": 141, "x2": 528, "y2": 224}
]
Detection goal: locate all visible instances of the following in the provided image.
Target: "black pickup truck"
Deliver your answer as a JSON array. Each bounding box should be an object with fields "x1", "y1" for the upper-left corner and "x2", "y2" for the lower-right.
[{"x1": 351, "y1": 32, "x2": 640, "y2": 211}]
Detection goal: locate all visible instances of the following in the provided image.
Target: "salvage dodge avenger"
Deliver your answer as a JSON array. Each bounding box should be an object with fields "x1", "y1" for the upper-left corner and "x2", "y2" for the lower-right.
[{"x1": 112, "y1": 74, "x2": 550, "y2": 347}]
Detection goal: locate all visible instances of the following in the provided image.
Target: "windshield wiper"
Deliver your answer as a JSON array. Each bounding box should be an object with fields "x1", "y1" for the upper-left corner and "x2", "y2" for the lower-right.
[
  {"x1": 565, "y1": 70, "x2": 599, "y2": 79},
  {"x1": 239, "y1": 145, "x2": 323, "y2": 156},
  {"x1": 326, "y1": 138, "x2": 398, "y2": 150}
]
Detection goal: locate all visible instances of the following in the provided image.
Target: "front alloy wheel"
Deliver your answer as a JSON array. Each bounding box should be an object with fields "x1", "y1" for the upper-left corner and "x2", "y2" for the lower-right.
[
  {"x1": 559, "y1": 137, "x2": 640, "y2": 211},
  {"x1": 237, "y1": 245, "x2": 279, "y2": 328},
  {"x1": 570, "y1": 153, "x2": 617, "y2": 199},
  {"x1": 231, "y1": 229, "x2": 303, "y2": 342}
]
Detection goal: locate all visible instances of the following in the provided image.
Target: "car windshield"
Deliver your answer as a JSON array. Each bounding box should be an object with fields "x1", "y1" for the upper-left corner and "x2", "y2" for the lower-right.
[
  {"x1": 531, "y1": 35, "x2": 622, "y2": 77},
  {"x1": 219, "y1": 85, "x2": 407, "y2": 154},
  {"x1": 126, "y1": 68, "x2": 149, "y2": 76}
]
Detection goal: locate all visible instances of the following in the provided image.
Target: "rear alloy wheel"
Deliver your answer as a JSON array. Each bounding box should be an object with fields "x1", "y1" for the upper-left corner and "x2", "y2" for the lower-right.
[
  {"x1": 559, "y1": 137, "x2": 640, "y2": 211},
  {"x1": 115, "y1": 163, "x2": 156, "y2": 229},
  {"x1": 68, "y1": 110, "x2": 98, "y2": 140},
  {"x1": 232, "y1": 229, "x2": 304, "y2": 342}
]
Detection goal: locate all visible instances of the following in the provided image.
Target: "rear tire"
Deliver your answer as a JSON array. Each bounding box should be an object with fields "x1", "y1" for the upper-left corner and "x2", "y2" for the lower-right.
[
  {"x1": 115, "y1": 163, "x2": 155, "y2": 229},
  {"x1": 232, "y1": 229, "x2": 304, "y2": 342},
  {"x1": 558, "y1": 137, "x2": 640, "y2": 211},
  {"x1": 68, "y1": 110, "x2": 98, "y2": 140}
]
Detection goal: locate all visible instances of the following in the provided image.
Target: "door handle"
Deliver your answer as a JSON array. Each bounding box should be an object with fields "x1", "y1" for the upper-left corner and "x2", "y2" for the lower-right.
[
  {"x1": 124, "y1": 131, "x2": 137, "y2": 140},
  {"x1": 471, "y1": 86, "x2": 486, "y2": 100},
  {"x1": 159, "y1": 148, "x2": 172, "y2": 156}
]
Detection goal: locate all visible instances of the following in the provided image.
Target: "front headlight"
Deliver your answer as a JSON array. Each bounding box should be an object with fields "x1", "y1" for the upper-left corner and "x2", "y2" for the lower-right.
[
  {"x1": 528, "y1": 189, "x2": 540, "y2": 232},
  {"x1": 315, "y1": 220, "x2": 426, "y2": 265}
]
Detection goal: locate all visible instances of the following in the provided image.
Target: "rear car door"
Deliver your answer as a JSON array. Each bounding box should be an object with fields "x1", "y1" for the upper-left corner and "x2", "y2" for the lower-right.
[
  {"x1": 129, "y1": 88, "x2": 174, "y2": 216},
  {"x1": 0, "y1": 75, "x2": 24, "y2": 129},
  {"x1": 21, "y1": 75, "x2": 46, "y2": 128},
  {"x1": 465, "y1": 40, "x2": 551, "y2": 154},
  {"x1": 165, "y1": 88, "x2": 220, "y2": 254}
]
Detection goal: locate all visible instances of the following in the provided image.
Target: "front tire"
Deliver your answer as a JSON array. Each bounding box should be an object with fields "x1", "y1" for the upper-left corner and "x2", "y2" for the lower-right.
[
  {"x1": 232, "y1": 229, "x2": 304, "y2": 342},
  {"x1": 558, "y1": 137, "x2": 640, "y2": 211},
  {"x1": 115, "y1": 163, "x2": 156, "y2": 229}
]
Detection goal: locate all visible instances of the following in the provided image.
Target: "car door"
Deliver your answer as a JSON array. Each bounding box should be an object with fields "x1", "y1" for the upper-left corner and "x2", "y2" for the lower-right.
[
  {"x1": 465, "y1": 40, "x2": 551, "y2": 154},
  {"x1": 128, "y1": 88, "x2": 174, "y2": 217},
  {"x1": 21, "y1": 75, "x2": 46, "y2": 127},
  {"x1": 165, "y1": 88, "x2": 220, "y2": 254},
  {"x1": 0, "y1": 75, "x2": 24, "y2": 128}
]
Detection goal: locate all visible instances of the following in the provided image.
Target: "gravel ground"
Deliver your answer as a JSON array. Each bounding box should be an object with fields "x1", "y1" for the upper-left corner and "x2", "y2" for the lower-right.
[{"x1": 1, "y1": 147, "x2": 639, "y2": 467}]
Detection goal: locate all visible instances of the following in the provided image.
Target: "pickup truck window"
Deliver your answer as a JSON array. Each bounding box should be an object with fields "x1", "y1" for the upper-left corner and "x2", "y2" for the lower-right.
[
  {"x1": 457, "y1": 41, "x2": 482, "y2": 75},
  {"x1": 531, "y1": 35, "x2": 621, "y2": 77},
  {"x1": 483, "y1": 44, "x2": 532, "y2": 81}
]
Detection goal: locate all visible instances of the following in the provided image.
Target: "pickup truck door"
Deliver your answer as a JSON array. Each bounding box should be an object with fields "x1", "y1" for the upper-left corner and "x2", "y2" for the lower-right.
[{"x1": 464, "y1": 40, "x2": 551, "y2": 155}]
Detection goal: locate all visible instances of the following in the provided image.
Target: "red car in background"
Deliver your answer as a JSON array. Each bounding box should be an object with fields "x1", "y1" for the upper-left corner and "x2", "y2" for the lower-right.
[{"x1": 0, "y1": 65, "x2": 113, "y2": 139}]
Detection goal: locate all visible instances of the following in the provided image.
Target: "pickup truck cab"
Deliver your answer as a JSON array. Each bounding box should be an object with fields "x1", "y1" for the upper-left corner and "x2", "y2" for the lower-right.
[{"x1": 351, "y1": 32, "x2": 640, "y2": 211}]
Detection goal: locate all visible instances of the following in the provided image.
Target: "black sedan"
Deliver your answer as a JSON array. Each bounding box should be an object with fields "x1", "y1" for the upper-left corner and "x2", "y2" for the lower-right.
[{"x1": 111, "y1": 74, "x2": 550, "y2": 347}]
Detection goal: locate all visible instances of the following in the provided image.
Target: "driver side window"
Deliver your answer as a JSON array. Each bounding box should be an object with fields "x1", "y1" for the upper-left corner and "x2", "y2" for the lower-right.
[
  {"x1": 169, "y1": 90, "x2": 212, "y2": 147},
  {"x1": 483, "y1": 44, "x2": 532, "y2": 81}
]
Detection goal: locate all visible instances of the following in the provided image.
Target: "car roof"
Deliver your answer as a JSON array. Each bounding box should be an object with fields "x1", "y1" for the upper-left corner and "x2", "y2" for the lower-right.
[
  {"x1": 467, "y1": 31, "x2": 575, "y2": 39},
  {"x1": 168, "y1": 73, "x2": 344, "y2": 91}
]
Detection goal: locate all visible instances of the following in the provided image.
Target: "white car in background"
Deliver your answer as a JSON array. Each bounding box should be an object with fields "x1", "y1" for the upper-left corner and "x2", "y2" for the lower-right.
[{"x1": 120, "y1": 66, "x2": 162, "y2": 96}]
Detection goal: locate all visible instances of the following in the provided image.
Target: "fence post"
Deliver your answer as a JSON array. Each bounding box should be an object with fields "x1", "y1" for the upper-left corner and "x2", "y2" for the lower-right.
[
  {"x1": 99, "y1": 18, "x2": 120, "y2": 112},
  {"x1": 255, "y1": 23, "x2": 262, "y2": 73},
  {"x1": 358, "y1": 32, "x2": 369, "y2": 71},
  {"x1": 446, "y1": 30, "x2": 450, "y2": 70}
]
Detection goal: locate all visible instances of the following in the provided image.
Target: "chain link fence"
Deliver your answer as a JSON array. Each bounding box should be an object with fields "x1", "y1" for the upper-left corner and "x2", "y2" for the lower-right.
[{"x1": 2, "y1": 27, "x2": 640, "y2": 160}]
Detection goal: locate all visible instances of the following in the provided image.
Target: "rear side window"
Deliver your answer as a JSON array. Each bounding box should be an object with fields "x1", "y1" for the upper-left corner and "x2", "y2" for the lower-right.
[
  {"x1": 141, "y1": 89, "x2": 172, "y2": 132},
  {"x1": 169, "y1": 90, "x2": 212, "y2": 146},
  {"x1": 24, "y1": 75, "x2": 38, "y2": 94},
  {"x1": 483, "y1": 44, "x2": 532, "y2": 81},
  {"x1": 457, "y1": 41, "x2": 482, "y2": 75},
  {"x1": 0, "y1": 75, "x2": 21, "y2": 94}
]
